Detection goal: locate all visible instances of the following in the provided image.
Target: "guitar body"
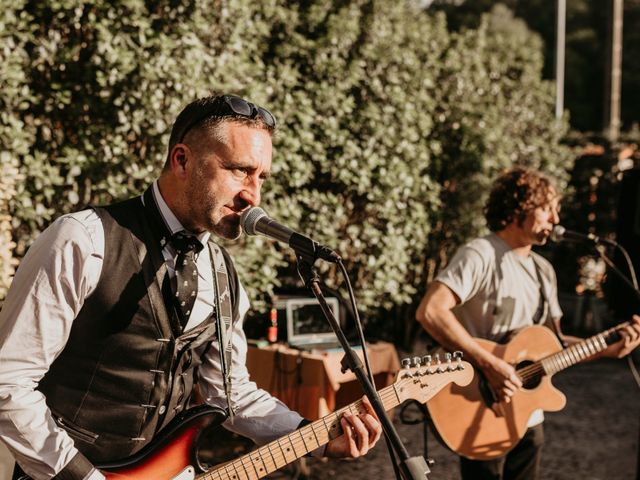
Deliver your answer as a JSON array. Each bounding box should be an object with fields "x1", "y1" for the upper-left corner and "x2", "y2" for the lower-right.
[
  {"x1": 98, "y1": 405, "x2": 226, "y2": 480},
  {"x1": 427, "y1": 326, "x2": 567, "y2": 460}
]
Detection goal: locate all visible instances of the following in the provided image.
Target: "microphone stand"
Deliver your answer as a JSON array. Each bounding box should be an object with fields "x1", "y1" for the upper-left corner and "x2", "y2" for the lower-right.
[
  {"x1": 294, "y1": 248, "x2": 431, "y2": 480},
  {"x1": 592, "y1": 242, "x2": 640, "y2": 480}
]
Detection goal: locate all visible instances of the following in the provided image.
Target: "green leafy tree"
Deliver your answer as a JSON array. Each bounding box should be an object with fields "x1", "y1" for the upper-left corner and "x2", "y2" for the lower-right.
[{"x1": 2, "y1": 0, "x2": 573, "y2": 345}]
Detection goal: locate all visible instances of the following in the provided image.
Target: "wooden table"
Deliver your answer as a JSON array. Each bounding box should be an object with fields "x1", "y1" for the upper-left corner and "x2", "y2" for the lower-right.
[{"x1": 246, "y1": 341, "x2": 401, "y2": 419}]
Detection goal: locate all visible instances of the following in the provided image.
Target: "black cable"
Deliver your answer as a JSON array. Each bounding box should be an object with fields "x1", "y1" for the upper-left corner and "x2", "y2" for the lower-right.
[
  {"x1": 399, "y1": 401, "x2": 431, "y2": 460},
  {"x1": 271, "y1": 350, "x2": 303, "y2": 410},
  {"x1": 598, "y1": 243, "x2": 639, "y2": 298},
  {"x1": 338, "y1": 260, "x2": 375, "y2": 382},
  {"x1": 597, "y1": 244, "x2": 640, "y2": 389},
  {"x1": 337, "y1": 259, "x2": 404, "y2": 480}
]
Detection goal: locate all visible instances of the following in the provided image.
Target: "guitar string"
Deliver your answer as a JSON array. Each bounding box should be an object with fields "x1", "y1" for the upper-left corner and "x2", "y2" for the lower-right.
[
  {"x1": 515, "y1": 325, "x2": 623, "y2": 383},
  {"x1": 516, "y1": 343, "x2": 591, "y2": 382}
]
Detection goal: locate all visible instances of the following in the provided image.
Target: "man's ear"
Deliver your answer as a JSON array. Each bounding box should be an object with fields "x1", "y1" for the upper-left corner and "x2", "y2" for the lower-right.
[{"x1": 170, "y1": 145, "x2": 189, "y2": 174}]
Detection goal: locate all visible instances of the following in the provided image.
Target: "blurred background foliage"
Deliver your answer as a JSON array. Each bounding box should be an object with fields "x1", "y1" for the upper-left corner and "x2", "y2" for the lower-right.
[
  {"x1": 1, "y1": 0, "x2": 607, "y2": 346},
  {"x1": 431, "y1": 0, "x2": 640, "y2": 133}
]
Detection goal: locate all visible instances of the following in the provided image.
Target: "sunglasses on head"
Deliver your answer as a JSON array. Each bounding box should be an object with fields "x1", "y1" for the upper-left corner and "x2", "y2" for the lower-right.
[{"x1": 178, "y1": 95, "x2": 277, "y2": 143}]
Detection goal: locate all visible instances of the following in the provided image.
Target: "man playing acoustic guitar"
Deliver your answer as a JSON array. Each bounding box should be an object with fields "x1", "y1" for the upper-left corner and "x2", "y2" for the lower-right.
[
  {"x1": 0, "y1": 94, "x2": 382, "y2": 480},
  {"x1": 416, "y1": 167, "x2": 640, "y2": 480}
]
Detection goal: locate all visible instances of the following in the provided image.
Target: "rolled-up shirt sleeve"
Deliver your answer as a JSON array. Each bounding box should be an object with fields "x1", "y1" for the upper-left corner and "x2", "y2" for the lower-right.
[
  {"x1": 198, "y1": 283, "x2": 304, "y2": 446},
  {"x1": 0, "y1": 211, "x2": 103, "y2": 479}
]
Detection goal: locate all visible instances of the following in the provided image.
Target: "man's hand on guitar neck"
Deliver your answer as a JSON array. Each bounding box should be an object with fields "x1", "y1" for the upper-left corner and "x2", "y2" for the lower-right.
[
  {"x1": 601, "y1": 314, "x2": 640, "y2": 359},
  {"x1": 324, "y1": 396, "x2": 383, "y2": 458}
]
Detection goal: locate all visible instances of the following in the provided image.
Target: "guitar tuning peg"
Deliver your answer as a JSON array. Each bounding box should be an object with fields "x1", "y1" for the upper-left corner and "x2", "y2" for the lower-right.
[
  {"x1": 422, "y1": 355, "x2": 434, "y2": 374},
  {"x1": 401, "y1": 358, "x2": 412, "y2": 369},
  {"x1": 445, "y1": 352, "x2": 454, "y2": 371},
  {"x1": 412, "y1": 356, "x2": 422, "y2": 367},
  {"x1": 453, "y1": 351, "x2": 464, "y2": 370},
  {"x1": 434, "y1": 353, "x2": 445, "y2": 373}
]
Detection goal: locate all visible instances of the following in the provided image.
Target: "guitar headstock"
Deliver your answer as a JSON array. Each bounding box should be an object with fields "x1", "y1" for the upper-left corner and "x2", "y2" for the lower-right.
[{"x1": 393, "y1": 351, "x2": 474, "y2": 405}]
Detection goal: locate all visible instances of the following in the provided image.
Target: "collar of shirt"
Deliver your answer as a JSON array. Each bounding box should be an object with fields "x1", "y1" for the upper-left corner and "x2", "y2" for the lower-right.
[
  {"x1": 150, "y1": 181, "x2": 216, "y2": 331},
  {"x1": 151, "y1": 181, "x2": 210, "y2": 247}
]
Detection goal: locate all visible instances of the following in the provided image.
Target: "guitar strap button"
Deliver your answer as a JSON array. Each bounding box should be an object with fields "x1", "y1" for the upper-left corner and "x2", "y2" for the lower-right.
[{"x1": 158, "y1": 405, "x2": 167, "y2": 415}]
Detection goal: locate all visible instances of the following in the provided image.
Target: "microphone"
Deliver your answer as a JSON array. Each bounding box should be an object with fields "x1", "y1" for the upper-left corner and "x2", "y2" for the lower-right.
[
  {"x1": 241, "y1": 207, "x2": 341, "y2": 263},
  {"x1": 550, "y1": 225, "x2": 615, "y2": 246}
]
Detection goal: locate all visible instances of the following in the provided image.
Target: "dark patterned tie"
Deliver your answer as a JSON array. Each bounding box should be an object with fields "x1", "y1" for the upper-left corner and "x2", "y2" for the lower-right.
[{"x1": 170, "y1": 231, "x2": 204, "y2": 328}]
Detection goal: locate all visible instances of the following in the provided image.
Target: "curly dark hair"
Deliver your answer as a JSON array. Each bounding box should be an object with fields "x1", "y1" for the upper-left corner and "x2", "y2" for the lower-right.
[{"x1": 484, "y1": 167, "x2": 557, "y2": 232}]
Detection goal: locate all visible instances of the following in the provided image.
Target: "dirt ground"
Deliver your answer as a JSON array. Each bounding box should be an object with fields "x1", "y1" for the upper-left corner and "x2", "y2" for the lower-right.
[{"x1": 301, "y1": 356, "x2": 640, "y2": 480}]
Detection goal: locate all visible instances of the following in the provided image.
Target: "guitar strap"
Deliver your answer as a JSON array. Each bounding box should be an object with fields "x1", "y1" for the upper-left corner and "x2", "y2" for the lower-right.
[
  {"x1": 530, "y1": 257, "x2": 547, "y2": 326},
  {"x1": 531, "y1": 256, "x2": 568, "y2": 348},
  {"x1": 208, "y1": 241, "x2": 235, "y2": 421}
]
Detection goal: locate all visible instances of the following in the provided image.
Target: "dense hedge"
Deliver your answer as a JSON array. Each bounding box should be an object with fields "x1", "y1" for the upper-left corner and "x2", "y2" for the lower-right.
[
  {"x1": 0, "y1": 4, "x2": 31, "y2": 299},
  {"x1": 1, "y1": 1, "x2": 572, "y2": 341}
]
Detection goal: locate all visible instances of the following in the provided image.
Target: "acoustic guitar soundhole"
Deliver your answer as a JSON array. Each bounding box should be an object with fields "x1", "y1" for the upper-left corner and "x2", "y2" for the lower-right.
[{"x1": 516, "y1": 360, "x2": 542, "y2": 389}]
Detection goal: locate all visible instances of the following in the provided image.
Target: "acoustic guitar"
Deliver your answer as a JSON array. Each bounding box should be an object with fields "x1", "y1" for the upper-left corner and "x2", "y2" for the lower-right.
[
  {"x1": 427, "y1": 321, "x2": 629, "y2": 460},
  {"x1": 22, "y1": 355, "x2": 473, "y2": 480}
]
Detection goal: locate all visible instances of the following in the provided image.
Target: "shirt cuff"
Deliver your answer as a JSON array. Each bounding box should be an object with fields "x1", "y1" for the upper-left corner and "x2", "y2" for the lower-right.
[{"x1": 52, "y1": 451, "x2": 97, "y2": 480}]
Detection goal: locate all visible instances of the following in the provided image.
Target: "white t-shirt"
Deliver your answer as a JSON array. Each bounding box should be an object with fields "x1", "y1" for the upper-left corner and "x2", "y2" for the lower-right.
[
  {"x1": 436, "y1": 233, "x2": 563, "y2": 427},
  {"x1": 437, "y1": 233, "x2": 563, "y2": 342}
]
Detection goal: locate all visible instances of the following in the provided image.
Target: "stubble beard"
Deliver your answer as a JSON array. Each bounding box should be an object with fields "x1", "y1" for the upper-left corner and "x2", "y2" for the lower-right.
[
  {"x1": 212, "y1": 212, "x2": 242, "y2": 240},
  {"x1": 189, "y1": 180, "x2": 242, "y2": 241}
]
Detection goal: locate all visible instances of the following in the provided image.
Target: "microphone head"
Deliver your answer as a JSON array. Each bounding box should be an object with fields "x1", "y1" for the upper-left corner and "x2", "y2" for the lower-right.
[
  {"x1": 241, "y1": 207, "x2": 267, "y2": 236},
  {"x1": 550, "y1": 225, "x2": 566, "y2": 243}
]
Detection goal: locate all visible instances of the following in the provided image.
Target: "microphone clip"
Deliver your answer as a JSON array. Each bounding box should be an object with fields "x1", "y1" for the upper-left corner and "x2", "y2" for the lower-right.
[{"x1": 289, "y1": 232, "x2": 342, "y2": 264}]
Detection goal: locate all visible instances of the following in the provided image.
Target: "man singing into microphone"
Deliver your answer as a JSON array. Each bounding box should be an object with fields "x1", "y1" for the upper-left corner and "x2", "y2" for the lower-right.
[
  {"x1": 0, "y1": 94, "x2": 382, "y2": 480},
  {"x1": 416, "y1": 167, "x2": 640, "y2": 480}
]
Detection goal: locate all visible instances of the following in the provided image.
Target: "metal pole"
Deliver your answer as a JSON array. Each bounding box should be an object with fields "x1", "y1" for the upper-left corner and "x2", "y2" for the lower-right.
[
  {"x1": 555, "y1": 0, "x2": 566, "y2": 120},
  {"x1": 606, "y1": 0, "x2": 623, "y2": 142}
]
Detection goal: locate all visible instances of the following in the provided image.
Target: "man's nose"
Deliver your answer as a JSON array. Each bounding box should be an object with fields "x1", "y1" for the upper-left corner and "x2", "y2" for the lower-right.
[{"x1": 240, "y1": 176, "x2": 261, "y2": 207}]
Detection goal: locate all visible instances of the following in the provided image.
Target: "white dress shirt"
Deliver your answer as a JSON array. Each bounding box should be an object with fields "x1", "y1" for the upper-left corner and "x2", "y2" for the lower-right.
[{"x1": 0, "y1": 183, "x2": 302, "y2": 480}]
